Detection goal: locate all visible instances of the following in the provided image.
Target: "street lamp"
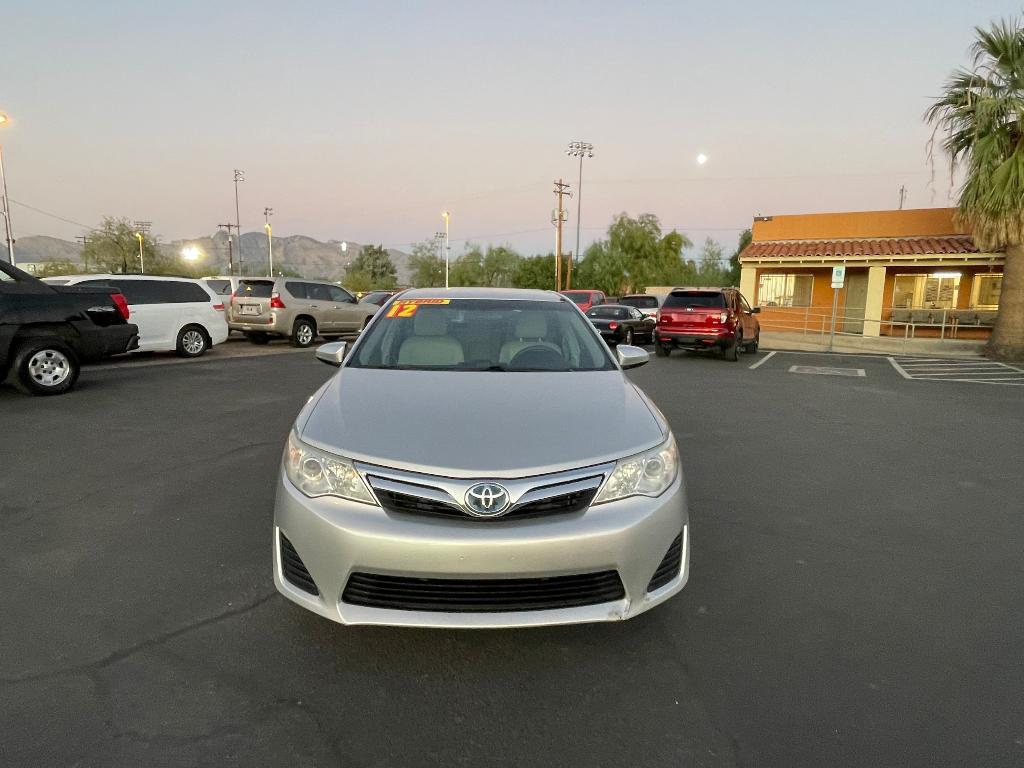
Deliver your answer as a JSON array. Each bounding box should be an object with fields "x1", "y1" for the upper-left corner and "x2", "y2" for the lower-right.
[
  {"x1": 134, "y1": 232, "x2": 145, "y2": 273},
  {"x1": 264, "y1": 206, "x2": 274, "y2": 278},
  {"x1": 181, "y1": 245, "x2": 202, "y2": 261},
  {"x1": 566, "y1": 141, "x2": 594, "y2": 266},
  {"x1": 233, "y1": 169, "x2": 245, "y2": 276},
  {"x1": 441, "y1": 211, "x2": 450, "y2": 288},
  {"x1": 0, "y1": 112, "x2": 15, "y2": 266}
]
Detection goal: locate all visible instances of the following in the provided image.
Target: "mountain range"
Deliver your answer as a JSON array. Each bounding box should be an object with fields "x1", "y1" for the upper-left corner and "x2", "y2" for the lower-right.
[{"x1": 12, "y1": 232, "x2": 414, "y2": 284}]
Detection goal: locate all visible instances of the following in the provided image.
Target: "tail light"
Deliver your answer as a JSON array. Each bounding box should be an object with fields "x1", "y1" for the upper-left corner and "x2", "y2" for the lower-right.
[
  {"x1": 111, "y1": 292, "x2": 130, "y2": 320},
  {"x1": 270, "y1": 292, "x2": 286, "y2": 309},
  {"x1": 608, "y1": 321, "x2": 619, "y2": 330},
  {"x1": 212, "y1": 303, "x2": 225, "y2": 312},
  {"x1": 707, "y1": 312, "x2": 729, "y2": 323}
]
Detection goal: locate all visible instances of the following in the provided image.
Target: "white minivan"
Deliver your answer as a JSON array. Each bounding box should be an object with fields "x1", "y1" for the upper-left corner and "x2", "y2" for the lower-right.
[{"x1": 44, "y1": 275, "x2": 229, "y2": 357}]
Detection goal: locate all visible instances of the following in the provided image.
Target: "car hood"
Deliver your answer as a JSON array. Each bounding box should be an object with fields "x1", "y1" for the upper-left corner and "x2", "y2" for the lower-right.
[{"x1": 299, "y1": 368, "x2": 665, "y2": 477}]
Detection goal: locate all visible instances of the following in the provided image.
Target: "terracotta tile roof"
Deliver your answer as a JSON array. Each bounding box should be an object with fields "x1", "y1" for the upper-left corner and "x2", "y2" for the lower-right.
[{"x1": 742, "y1": 235, "x2": 978, "y2": 260}]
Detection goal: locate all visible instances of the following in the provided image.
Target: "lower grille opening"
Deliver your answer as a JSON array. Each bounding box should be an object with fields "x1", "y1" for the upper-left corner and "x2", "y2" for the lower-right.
[
  {"x1": 279, "y1": 532, "x2": 319, "y2": 596},
  {"x1": 647, "y1": 533, "x2": 683, "y2": 592},
  {"x1": 343, "y1": 570, "x2": 625, "y2": 613}
]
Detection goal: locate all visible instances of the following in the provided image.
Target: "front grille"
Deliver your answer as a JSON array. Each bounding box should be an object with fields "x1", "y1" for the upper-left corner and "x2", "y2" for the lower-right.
[
  {"x1": 279, "y1": 533, "x2": 319, "y2": 596},
  {"x1": 647, "y1": 533, "x2": 683, "y2": 592},
  {"x1": 342, "y1": 570, "x2": 625, "y2": 613},
  {"x1": 371, "y1": 479, "x2": 599, "y2": 522}
]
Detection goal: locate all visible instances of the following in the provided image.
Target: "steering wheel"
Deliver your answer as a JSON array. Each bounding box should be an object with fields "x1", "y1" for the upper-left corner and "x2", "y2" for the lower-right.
[{"x1": 509, "y1": 345, "x2": 565, "y2": 369}]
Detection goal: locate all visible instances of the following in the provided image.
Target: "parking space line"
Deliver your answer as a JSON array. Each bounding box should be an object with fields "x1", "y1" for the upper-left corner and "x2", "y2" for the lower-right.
[
  {"x1": 748, "y1": 351, "x2": 776, "y2": 370},
  {"x1": 887, "y1": 357, "x2": 912, "y2": 379},
  {"x1": 887, "y1": 355, "x2": 1024, "y2": 386}
]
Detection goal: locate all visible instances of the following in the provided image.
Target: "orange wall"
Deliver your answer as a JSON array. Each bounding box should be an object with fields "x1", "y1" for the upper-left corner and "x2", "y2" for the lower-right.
[{"x1": 751, "y1": 208, "x2": 965, "y2": 242}]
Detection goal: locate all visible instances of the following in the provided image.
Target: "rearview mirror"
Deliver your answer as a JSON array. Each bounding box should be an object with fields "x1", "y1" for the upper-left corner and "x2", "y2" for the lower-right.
[
  {"x1": 616, "y1": 344, "x2": 649, "y2": 370},
  {"x1": 315, "y1": 341, "x2": 347, "y2": 367}
]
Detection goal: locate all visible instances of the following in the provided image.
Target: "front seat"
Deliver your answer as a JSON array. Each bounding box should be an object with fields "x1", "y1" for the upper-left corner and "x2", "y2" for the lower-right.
[
  {"x1": 499, "y1": 312, "x2": 560, "y2": 365},
  {"x1": 397, "y1": 308, "x2": 464, "y2": 366}
]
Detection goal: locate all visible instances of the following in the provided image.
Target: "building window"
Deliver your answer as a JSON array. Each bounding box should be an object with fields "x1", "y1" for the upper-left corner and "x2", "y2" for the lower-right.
[
  {"x1": 972, "y1": 274, "x2": 1002, "y2": 308},
  {"x1": 757, "y1": 274, "x2": 813, "y2": 307},
  {"x1": 892, "y1": 273, "x2": 960, "y2": 309}
]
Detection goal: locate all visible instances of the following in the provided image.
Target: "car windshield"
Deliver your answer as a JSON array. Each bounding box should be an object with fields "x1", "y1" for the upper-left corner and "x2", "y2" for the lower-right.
[
  {"x1": 562, "y1": 292, "x2": 591, "y2": 305},
  {"x1": 620, "y1": 295, "x2": 659, "y2": 309},
  {"x1": 349, "y1": 298, "x2": 615, "y2": 372},
  {"x1": 663, "y1": 291, "x2": 726, "y2": 309},
  {"x1": 361, "y1": 291, "x2": 389, "y2": 305},
  {"x1": 587, "y1": 307, "x2": 628, "y2": 319},
  {"x1": 235, "y1": 280, "x2": 274, "y2": 298}
]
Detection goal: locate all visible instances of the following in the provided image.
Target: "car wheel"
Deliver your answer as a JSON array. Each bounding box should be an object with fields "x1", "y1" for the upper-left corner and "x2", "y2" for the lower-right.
[
  {"x1": 11, "y1": 338, "x2": 80, "y2": 396},
  {"x1": 655, "y1": 343, "x2": 670, "y2": 357},
  {"x1": 176, "y1": 326, "x2": 209, "y2": 358},
  {"x1": 724, "y1": 335, "x2": 741, "y2": 362},
  {"x1": 624, "y1": 328, "x2": 634, "y2": 346},
  {"x1": 291, "y1": 318, "x2": 317, "y2": 348},
  {"x1": 746, "y1": 332, "x2": 760, "y2": 353},
  {"x1": 246, "y1": 332, "x2": 271, "y2": 345}
]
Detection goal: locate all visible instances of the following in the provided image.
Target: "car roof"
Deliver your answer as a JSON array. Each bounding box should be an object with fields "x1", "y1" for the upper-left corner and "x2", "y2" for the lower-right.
[
  {"x1": 588, "y1": 304, "x2": 631, "y2": 310},
  {"x1": 669, "y1": 286, "x2": 731, "y2": 293},
  {"x1": 399, "y1": 287, "x2": 564, "y2": 302},
  {"x1": 45, "y1": 274, "x2": 202, "y2": 283},
  {"x1": 560, "y1": 289, "x2": 601, "y2": 294}
]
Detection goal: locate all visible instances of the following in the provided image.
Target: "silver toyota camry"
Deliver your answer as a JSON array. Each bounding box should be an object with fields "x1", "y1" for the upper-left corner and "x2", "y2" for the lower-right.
[{"x1": 274, "y1": 287, "x2": 689, "y2": 627}]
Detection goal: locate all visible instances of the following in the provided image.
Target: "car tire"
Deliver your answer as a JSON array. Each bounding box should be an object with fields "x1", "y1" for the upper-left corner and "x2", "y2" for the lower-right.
[
  {"x1": 176, "y1": 326, "x2": 210, "y2": 358},
  {"x1": 10, "y1": 338, "x2": 80, "y2": 396},
  {"x1": 246, "y1": 332, "x2": 271, "y2": 345},
  {"x1": 291, "y1": 318, "x2": 317, "y2": 348},
  {"x1": 655, "y1": 343, "x2": 671, "y2": 357},
  {"x1": 724, "y1": 335, "x2": 741, "y2": 362},
  {"x1": 745, "y1": 333, "x2": 760, "y2": 353},
  {"x1": 624, "y1": 328, "x2": 634, "y2": 346}
]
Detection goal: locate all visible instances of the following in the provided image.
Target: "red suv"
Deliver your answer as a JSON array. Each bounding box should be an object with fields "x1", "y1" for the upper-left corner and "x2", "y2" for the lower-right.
[
  {"x1": 655, "y1": 287, "x2": 760, "y2": 361},
  {"x1": 560, "y1": 290, "x2": 607, "y2": 313}
]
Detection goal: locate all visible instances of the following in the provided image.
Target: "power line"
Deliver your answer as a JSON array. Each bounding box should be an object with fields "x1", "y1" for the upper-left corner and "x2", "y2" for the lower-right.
[{"x1": 9, "y1": 199, "x2": 92, "y2": 229}]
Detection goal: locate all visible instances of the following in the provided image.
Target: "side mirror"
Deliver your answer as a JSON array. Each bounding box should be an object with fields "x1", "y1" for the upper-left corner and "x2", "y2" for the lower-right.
[
  {"x1": 616, "y1": 344, "x2": 650, "y2": 370},
  {"x1": 751, "y1": 306, "x2": 761, "y2": 314},
  {"x1": 315, "y1": 341, "x2": 347, "y2": 367}
]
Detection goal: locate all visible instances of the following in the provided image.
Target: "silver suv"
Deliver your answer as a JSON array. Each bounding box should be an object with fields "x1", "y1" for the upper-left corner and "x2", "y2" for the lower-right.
[{"x1": 228, "y1": 278, "x2": 378, "y2": 346}]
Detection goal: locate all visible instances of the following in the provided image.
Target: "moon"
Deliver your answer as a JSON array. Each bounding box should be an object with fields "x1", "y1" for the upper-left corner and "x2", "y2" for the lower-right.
[{"x1": 696, "y1": 153, "x2": 708, "y2": 165}]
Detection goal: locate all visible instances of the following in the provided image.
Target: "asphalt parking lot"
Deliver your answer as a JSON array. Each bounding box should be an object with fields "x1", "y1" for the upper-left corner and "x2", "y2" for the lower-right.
[{"x1": 1, "y1": 346, "x2": 1022, "y2": 767}]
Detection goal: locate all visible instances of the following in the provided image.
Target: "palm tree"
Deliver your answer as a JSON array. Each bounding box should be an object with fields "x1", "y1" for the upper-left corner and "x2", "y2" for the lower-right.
[{"x1": 926, "y1": 18, "x2": 1024, "y2": 360}]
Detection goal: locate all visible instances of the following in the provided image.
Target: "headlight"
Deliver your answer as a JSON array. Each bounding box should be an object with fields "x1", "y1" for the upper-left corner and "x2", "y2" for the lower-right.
[
  {"x1": 284, "y1": 431, "x2": 376, "y2": 504},
  {"x1": 593, "y1": 434, "x2": 678, "y2": 504}
]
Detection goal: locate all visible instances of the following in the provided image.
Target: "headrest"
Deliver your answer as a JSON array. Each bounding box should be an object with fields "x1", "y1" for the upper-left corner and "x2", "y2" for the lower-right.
[
  {"x1": 514, "y1": 312, "x2": 547, "y2": 338},
  {"x1": 413, "y1": 307, "x2": 448, "y2": 336}
]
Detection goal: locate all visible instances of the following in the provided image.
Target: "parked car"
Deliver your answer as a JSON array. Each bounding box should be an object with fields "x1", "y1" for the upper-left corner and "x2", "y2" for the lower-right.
[
  {"x1": 274, "y1": 288, "x2": 688, "y2": 627},
  {"x1": 2, "y1": 261, "x2": 139, "y2": 395},
  {"x1": 655, "y1": 287, "x2": 760, "y2": 361},
  {"x1": 619, "y1": 293, "x2": 662, "y2": 319},
  {"x1": 358, "y1": 290, "x2": 400, "y2": 307},
  {"x1": 229, "y1": 278, "x2": 378, "y2": 347},
  {"x1": 586, "y1": 304, "x2": 656, "y2": 346},
  {"x1": 44, "y1": 275, "x2": 228, "y2": 357},
  {"x1": 559, "y1": 289, "x2": 607, "y2": 313},
  {"x1": 203, "y1": 275, "x2": 241, "y2": 304}
]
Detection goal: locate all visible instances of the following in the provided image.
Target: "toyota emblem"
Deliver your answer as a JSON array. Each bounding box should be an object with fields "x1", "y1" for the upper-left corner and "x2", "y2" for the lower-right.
[{"x1": 465, "y1": 482, "x2": 511, "y2": 517}]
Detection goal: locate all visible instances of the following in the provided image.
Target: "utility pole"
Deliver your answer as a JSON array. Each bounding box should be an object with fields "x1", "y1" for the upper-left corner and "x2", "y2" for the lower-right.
[
  {"x1": 233, "y1": 169, "x2": 245, "y2": 275},
  {"x1": 264, "y1": 207, "x2": 274, "y2": 277},
  {"x1": 552, "y1": 179, "x2": 571, "y2": 291},
  {"x1": 441, "y1": 211, "x2": 451, "y2": 288},
  {"x1": 566, "y1": 141, "x2": 594, "y2": 267},
  {"x1": 75, "y1": 234, "x2": 90, "y2": 272},
  {"x1": 898, "y1": 185, "x2": 907, "y2": 210},
  {"x1": 133, "y1": 220, "x2": 151, "y2": 274},
  {"x1": 219, "y1": 223, "x2": 237, "y2": 275},
  {"x1": 0, "y1": 145, "x2": 14, "y2": 266}
]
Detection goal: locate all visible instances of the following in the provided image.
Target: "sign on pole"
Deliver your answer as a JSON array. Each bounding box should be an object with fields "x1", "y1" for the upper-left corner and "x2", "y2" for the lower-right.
[{"x1": 831, "y1": 265, "x2": 846, "y2": 288}]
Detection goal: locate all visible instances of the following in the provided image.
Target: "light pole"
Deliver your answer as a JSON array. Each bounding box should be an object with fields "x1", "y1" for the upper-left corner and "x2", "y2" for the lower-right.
[
  {"x1": 0, "y1": 113, "x2": 16, "y2": 266},
  {"x1": 566, "y1": 141, "x2": 594, "y2": 265},
  {"x1": 264, "y1": 206, "x2": 274, "y2": 277},
  {"x1": 441, "y1": 211, "x2": 450, "y2": 288},
  {"x1": 134, "y1": 232, "x2": 145, "y2": 273},
  {"x1": 233, "y1": 169, "x2": 245, "y2": 275}
]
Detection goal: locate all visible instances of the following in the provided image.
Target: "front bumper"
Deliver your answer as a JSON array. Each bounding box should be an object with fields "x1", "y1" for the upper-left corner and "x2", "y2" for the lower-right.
[{"x1": 273, "y1": 470, "x2": 689, "y2": 628}]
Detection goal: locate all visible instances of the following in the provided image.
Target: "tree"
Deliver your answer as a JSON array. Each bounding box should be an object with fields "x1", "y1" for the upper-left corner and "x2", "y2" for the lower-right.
[
  {"x1": 693, "y1": 237, "x2": 732, "y2": 287},
  {"x1": 513, "y1": 254, "x2": 557, "y2": 289},
  {"x1": 574, "y1": 213, "x2": 692, "y2": 294},
  {"x1": 343, "y1": 271, "x2": 375, "y2": 293},
  {"x1": 481, "y1": 245, "x2": 521, "y2": 287},
  {"x1": 32, "y1": 260, "x2": 81, "y2": 278},
  {"x1": 408, "y1": 240, "x2": 445, "y2": 287},
  {"x1": 346, "y1": 245, "x2": 397, "y2": 288},
  {"x1": 82, "y1": 217, "x2": 167, "y2": 274},
  {"x1": 926, "y1": 18, "x2": 1024, "y2": 359},
  {"x1": 727, "y1": 228, "x2": 752, "y2": 286},
  {"x1": 449, "y1": 246, "x2": 485, "y2": 286}
]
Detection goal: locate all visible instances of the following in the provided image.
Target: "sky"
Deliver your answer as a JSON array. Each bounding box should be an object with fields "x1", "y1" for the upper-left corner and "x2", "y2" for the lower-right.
[{"x1": 0, "y1": 0, "x2": 1013, "y2": 258}]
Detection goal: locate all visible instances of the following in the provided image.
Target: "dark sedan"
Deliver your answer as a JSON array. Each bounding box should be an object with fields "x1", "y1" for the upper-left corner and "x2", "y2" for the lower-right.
[{"x1": 585, "y1": 305, "x2": 655, "y2": 346}]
